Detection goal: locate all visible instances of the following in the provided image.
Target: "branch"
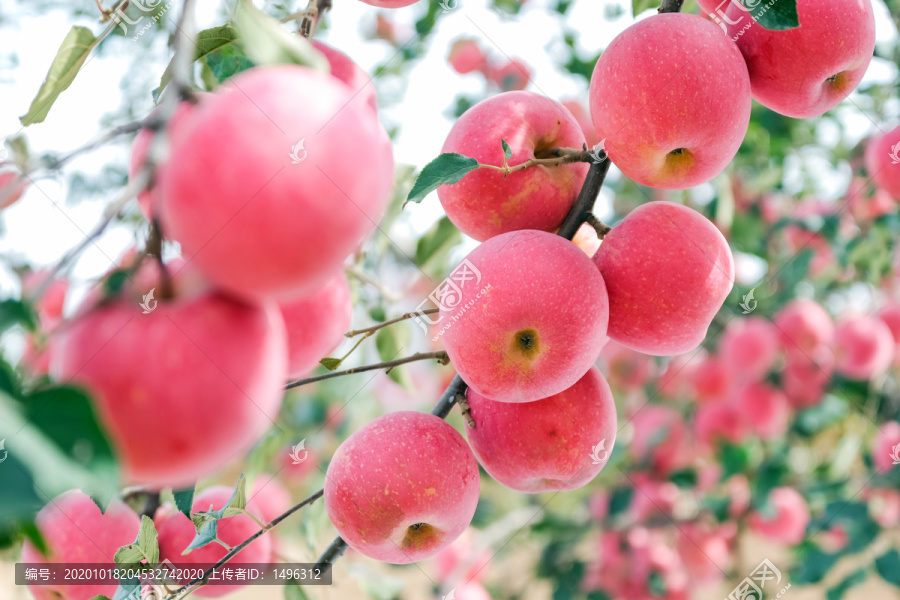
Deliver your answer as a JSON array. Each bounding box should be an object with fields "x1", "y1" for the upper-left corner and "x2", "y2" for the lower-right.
[
  {"x1": 298, "y1": 0, "x2": 332, "y2": 37},
  {"x1": 345, "y1": 308, "x2": 439, "y2": 337},
  {"x1": 480, "y1": 146, "x2": 595, "y2": 176},
  {"x1": 556, "y1": 158, "x2": 612, "y2": 240},
  {"x1": 658, "y1": 0, "x2": 685, "y2": 12},
  {"x1": 285, "y1": 351, "x2": 449, "y2": 390},
  {"x1": 169, "y1": 490, "x2": 324, "y2": 599}
]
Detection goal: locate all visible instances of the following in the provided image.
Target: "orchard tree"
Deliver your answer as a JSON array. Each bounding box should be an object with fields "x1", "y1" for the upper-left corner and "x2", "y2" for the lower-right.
[{"x1": 0, "y1": 0, "x2": 899, "y2": 599}]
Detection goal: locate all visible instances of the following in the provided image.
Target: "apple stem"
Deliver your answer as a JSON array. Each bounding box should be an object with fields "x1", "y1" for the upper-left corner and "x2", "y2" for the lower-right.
[
  {"x1": 658, "y1": 0, "x2": 685, "y2": 13},
  {"x1": 345, "y1": 307, "x2": 439, "y2": 337},
  {"x1": 298, "y1": 0, "x2": 332, "y2": 38},
  {"x1": 585, "y1": 214, "x2": 612, "y2": 239},
  {"x1": 284, "y1": 351, "x2": 450, "y2": 389}
]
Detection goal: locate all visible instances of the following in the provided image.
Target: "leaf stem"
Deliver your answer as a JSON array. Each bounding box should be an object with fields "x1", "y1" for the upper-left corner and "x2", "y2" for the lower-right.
[
  {"x1": 285, "y1": 351, "x2": 450, "y2": 390},
  {"x1": 345, "y1": 308, "x2": 439, "y2": 337}
]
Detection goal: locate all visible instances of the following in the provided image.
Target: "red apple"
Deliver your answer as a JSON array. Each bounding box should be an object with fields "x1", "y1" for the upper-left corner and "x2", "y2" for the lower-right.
[
  {"x1": 487, "y1": 59, "x2": 531, "y2": 91},
  {"x1": 833, "y1": 314, "x2": 895, "y2": 380},
  {"x1": 53, "y1": 288, "x2": 287, "y2": 488},
  {"x1": 592, "y1": 202, "x2": 734, "y2": 355},
  {"x1": 22, "y1": 491, "x2": 140, "y2": 600},
  {"x1": 735, "y1": 382, "x2": 790, "y2": 440},
  {"x1": 718, "y1": 317, "x2": 779, "y2": 381},
  {"x1": 725, "y1": 0, "x2": 875, "y2": 118},
  {"x1": 866, "y1": 126, "x2": 900, "y2": 199},
  {"x1": 774, "y1": 298, "x2": 834, "y2": 359},
  {"x1": 324, "y1": 412, "x2": 480, "y2": 564},
  {"x1": 691, "y1": 356, "x2": 734, "y2": 403},
  {"x1": 280, "y1": 273, "x2": 352, "y2": 379},
  {"x1": 589, "y1": 13, "x2": 750, "y2": 189},
  {"x1": 750, "y1": 487, "x2": 810, "y2": 545},
  {"x1": 311, "y1": 40, "x2": 377, "y2": 113},
  {"x1": 0, "y1": 170, "x2": 27, "y2": 208},
  {"x1": 438, "y1": 92, "x2": 588, "y2": 241},
  {"x1": 448, "y1": 39, "x2": 486, "y2": 74},
  {"x1": 464, "y1": 366, "x2": 617, "y2": 492},
  {"x1": 159, "y1": 65, "x2": 393, "y2": 300},
  {"x1": 440, "y1": 230, "x2": 609, "y2": 402}
]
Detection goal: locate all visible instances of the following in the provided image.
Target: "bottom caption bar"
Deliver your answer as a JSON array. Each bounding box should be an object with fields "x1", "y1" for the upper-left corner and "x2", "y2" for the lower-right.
[{"x1": 15, "y1": 563, "x2": 332, "y2": 586}]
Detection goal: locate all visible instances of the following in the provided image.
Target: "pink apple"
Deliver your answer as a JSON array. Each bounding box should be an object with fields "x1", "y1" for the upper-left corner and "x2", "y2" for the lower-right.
[
  {"x1": 718, "y1": 317, "x2": 779, "y2": 381},
  {"x1": 592, "y1": 202, "x2": 734, "y2": 355},
  {"x1": 735, "y1": 382, "x2": 790, "y2": 440},
  {"x1": 782, "y1": 353, "x2": 832, "y2": 409},
  {"x1": 324, "y1": 411, "x2": 480, "y2": 564},
  {"x1": 155, "y1": 486, "x2": 272, "y2": 597},
  {"x1": 774, "y1": 298, "x2": 834, "y2": 359},
  {"x1": 691, "y1": 356, "x2": 734, "y2": 403},
  {"x1": 280, "y1": 273, "x2": 352, "y2": 379},
  {"x1": 22, "y1": 491, "x2": 140, "y2": 600},
  {"x1": 53, "y1": 286, "x2": 287, "y2": 488},
  {"x1": 866, "y1": 126, "x2": 900, "y2": 199},
  {"x1": 487, "y1": 59, "x2": 531, "y2": 91},
  {"x1": 438, "y1": 92, "x2": 588, "y2": 241},
  {"x1": 677, "y1": 522, "x2": 734, "y2": 584},
  {"x1": 725, "y1": 0, "x2": 875, "y2": 118},
  {"x1": 589, "y1": 13, "x2": 750, "y2": 188},
  {"x1": 868, "y1": 487, "x2": 900, "y2": 528},
  {"x1": 694, "y1": 401, "x2": 746, "y2": 448},
  {"x1": 0, "y1": 170, "x2": 27, "y2": 208},
  {"x1": 448, "y1": 39, "x2": 486, "y2": 74},
  {"x1": 159, "y1": 65, "x2": 393, "y2": 300},
  {"x1": 873, "y1": 421, "x2": 900, "y2": 471},
  {"x1": 464, "y1": 366, "x2": 617, "y2": 492},
  {"x1": 600, "y1": 339, "x2": 653, "y2": 391},
  {"x1": 628, "y1": 405, "x2": 693, "y2": 475},
  {"x1": 750, "y1": 487, "x2": 810, "y2": 545},
  {"x1": 440, "y1": 230, "x2": 609, "y2": 402},
  {"x1": 311, "y1": 40, "x2": 377, "y2": 113},
  {"x1": 833, "y1": 314, "x2": 895, "y2": 380}
]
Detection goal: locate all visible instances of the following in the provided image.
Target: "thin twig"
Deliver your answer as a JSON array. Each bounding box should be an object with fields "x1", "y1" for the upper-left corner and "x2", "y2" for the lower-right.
[
  {"x1": 480, "y1": 146, "x2": 594, "y2": 176},
  {"x1": 285, "y1": 351, "x2": 449, "y2": 390},
  {"x1": 345, "y1": 308, "x2": 439, "y2": 337},
  {"x1": 585, "y1": 213, "x2": 612, "y2": 239},
  {"x1": 298, "y1": 0, "x2": 332, "y2": 37},
  {"x1": 169, "y1": 490, "x2": 324, "y2": 599}
]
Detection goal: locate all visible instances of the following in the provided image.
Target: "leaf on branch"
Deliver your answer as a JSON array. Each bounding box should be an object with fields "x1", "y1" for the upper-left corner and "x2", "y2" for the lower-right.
[
  {"x1": 405, "y1": 154, "x2": 479, "y2": 205},
  {"x1": 184, "y1": 519, "x2": 218, "y2": 553},
  {"x1": 415, "y1": 216, "x2": 461, "y2": 274},
  {"x1": 631, "y1": 0, "x2": 656, "y2": 16},
  {"x1": 501, "y1": 139, "x2": 513, "y2": 160},
  {"x1": 0, "y1": 299, "x2": 37, "y2": 334},
  {"x1": 20, "y1": 26, "x2": 99, "y2": 126},
  {"x1": 826, "y1": 569, "x2": 866, "y2": 600},
  {"x1": 157, "y1": 25, "x2": 244, "y2": 97},
  {"x1": 137, "y1": 515, "x2": 159, "y2": 565},
  {"x1": 111, "y1": 578, "x2": 141, "y2": 600},
  {"x1": 172, "y1": 486, "x2": 195, "y2": 519},
  {"x1": 876, "y1": 549, "x2": 900, "y2": 587},
  {"x1": 233, "y1": 0, "x2": 328, "y2": 72},
  {"x1": 375, "y1": 327, "x2": 413, "y2": 388},
  {"x1": 319, "y1": 357, "x2": 342, "y2": 370},
  {"x1": 113, "y1": 544, "x2": 144, "y2": 566},
  {"x1": 743, "y1": 0, "x2": 799, "y2": 30}
]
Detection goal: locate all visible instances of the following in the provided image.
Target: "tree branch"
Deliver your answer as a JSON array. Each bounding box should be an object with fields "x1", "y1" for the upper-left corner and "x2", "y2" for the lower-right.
[
  {"x1": 480, "y1": 146, "x2": 596, "y2": 175},
  {"x1": 284, "y1": 351, "x2": 449, "y2": 390},
  {"x1": 345, "y1": 308, "x2": 439, "y2": 338},
  {"x1": 556, "y1": 158, "x2": 612, "y2": 240},
  {"x1": 298, "y1": 0, "x2": 332, "y2": 37},
  {"x1": 658, "y1": 0, "x2": 685, "y2": 13}
]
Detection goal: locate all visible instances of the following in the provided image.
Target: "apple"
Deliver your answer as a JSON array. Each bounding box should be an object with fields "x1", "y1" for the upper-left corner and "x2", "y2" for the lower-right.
[
  {"x1": 868, "y1": 487, "x2": 900, "y2": 528},
  {"x1": 592, "y1": 202, "x2": 734, "y2": 355},
  {"x1": 718, "y1": 317, "x2": 779, "y2": 381},
  {"x1": 0, "y1": 170, "x2": 27, "y2": 208},
  {"x1": 323, "y1": 411, "x2": 480, "y2": 564},
  {"x1": 155, "y1": 486, "x2": 272, "y2": 597},
  {"x1": 782, "y1": 353, "x2": 832, "y2": 409},
  {"x1": 159, "y1": 65, "x2": 393, "y2": 300},
  {"x1": 691, "y1": 356, "x2": 734, "y2": 403},
  {"x1": 464, "y1": 366, "x2": 617, "y2": 493},
  {"x1": 440, "y1": 230, "x2": 609, "y2": 402},
  {"x1": 677, "y1": 522, "x2": 734, "y2": 584},
  {"x1": 280, "y1": 273, "x2": 352, "y2": 379},
  {"x1": 311, "y1": 40, "x2": 377, "y2": 113},
  {"x1": 53, "y1": 285, "x2": 287, "y2": 488},
  {"x1": 627, "y1": 405, "x2": 692, "y2": 475},
  {"x1": 694, "y1": 401, "x2": 746, "y2": 448},
  {"x1": 774, "y1": 298, "x2": 834, "y2": 359},
  {"x1": 589, "y1": 13, "x2": 751, "y2": 189},
  {"x1": 448, "y1": 39, "x2": 486, "y2": 74},
  {"x1": 600, "y1": 339, "x2": 653, "y2": 391},
  {"x1": 487, "y1": 59, "x2": 531, "y2": 91},
  {"x1": 734, "y1": 382, "x2": 790, "y2": 440},
  {"x1": 750, "y1": 487, "x2": 810, "y2": 545},
  {"x1": 438, "y1": 92, "x2": 588, "y2": 241},
  {"x1": 561, "y1": 100, "x2": 600, "y2": 147},
  {"x1": 833, "y1": 314, "x2": 895, "y2": 380},
  {"x1": 725, "y1": 0, "x2": 876, "y2": 118},
  {"x1": 866, "y1": 126, "x2": 900, "y2": 199},
  {"x1": 873, "y1": 421, "x2": 900, "y2": 471},
  {"x1": 432, "y1": 528, "x2": 492, "y2": 584},
  {"x1": 22, "y1": 491, "x2": 140, "y2": 600}
]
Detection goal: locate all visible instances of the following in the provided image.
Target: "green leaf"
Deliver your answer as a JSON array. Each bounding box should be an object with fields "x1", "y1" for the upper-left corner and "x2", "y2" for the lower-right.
[
  {"x1": 184, "y1": 519, "x2": 218, "y2": 553},
  {"x1": 319, "y1": 357, "x2": 342, "y2": 370},
  {"x1": 792, "y1": 548, "x2": 839, "y2": 585},
  {"x1": 375, "y1": 326, "x2": 412, "y2": 388},
  {"x1": 415, "y1": 216, "x2": 461, "y2": 271},
  {"x1": 158, "y1": 25, "x2": 240, "y2": 95},
  {"x1": 137, "y1": 516, "x2": 159, "y2": 565},
  {"x1": 405, "y1": 153, "x2": 479, "y2": 205},
  {"x1": 113, "y1": 544, "x2": 144, "y2": 566},
  {"x1": 795, "y1": 395, "x2": 849, "y2": 435},
  {"x1": 285, "y1": 578, "x2": 311, "y2": 600},
  {"x1": 719, "y1": 442, "x2": 750, "y2": 478},
  {"x1": 631, "y1": 0, "x2": 656, "y2": 16},
  {"x1": 608, "y1": 486, "x2": 633, "y2": 519},
  {"x1": 204, "y1": 42, "x2": 255, "y2": 84},
  {"x1": 875, "y1": 549, "x2": 900, "y2": 586},
  {"x1": 233, "y1": 0, "x2": 328, "y2": 71},
  {"x1": 111, "y1": 577, "x2": 141, "y2": 600},
  {"x1": 20, "y1": 27, "x2": 100, "y2": 126},
  {"x1": 742, "y1": 0, "x2": 800, "y2": 31},
  {"x1": 0, "y1": 299, "x2": 37, "y2": 333},
  {"x1": 826, "y1": 569, "x2": 866, "y2": 600},
  {"x1": 501, "y1": 139, "x2": 512, "y2": 160},
  {"x1": 172, "y1": 486, "x2": 195, "y2": 519}
]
